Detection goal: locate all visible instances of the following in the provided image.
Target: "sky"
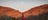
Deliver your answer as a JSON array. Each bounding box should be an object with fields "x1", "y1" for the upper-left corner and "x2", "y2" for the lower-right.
[{"x1": 0, "y1": 0, "x2": 48, "y2": 12}]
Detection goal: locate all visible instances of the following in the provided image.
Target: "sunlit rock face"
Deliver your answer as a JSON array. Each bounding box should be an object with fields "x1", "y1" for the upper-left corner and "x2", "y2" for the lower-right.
[
  {"x1": 23, "y1": 4, "x2": 48, "y2": 18},
  {"x1": 0, "y1": 6, "x2": 22, "y2": 20},
  {"x1": 23, "y1": 4, "x2": 48, "y2": 20},
  {"x1": 0, "y1": 4, "x2": 48, "y2": 20}
]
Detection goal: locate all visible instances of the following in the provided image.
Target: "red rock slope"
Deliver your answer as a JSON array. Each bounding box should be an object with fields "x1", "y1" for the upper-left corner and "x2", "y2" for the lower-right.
[
  {"x1": 0, "y1": 4, "x2": 48, "y2": 20},
  {"x1": 0, "y1": 6, "x2": 22, "y2": 18},
  {"x1": 23, "y1": 4, "x2": 48, "y2": 18}
]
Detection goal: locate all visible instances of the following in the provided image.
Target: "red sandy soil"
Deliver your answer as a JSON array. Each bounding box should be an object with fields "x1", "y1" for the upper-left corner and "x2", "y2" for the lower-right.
[{"x1": 23, "y1": 4, "x2": 48, "y2": 18}]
